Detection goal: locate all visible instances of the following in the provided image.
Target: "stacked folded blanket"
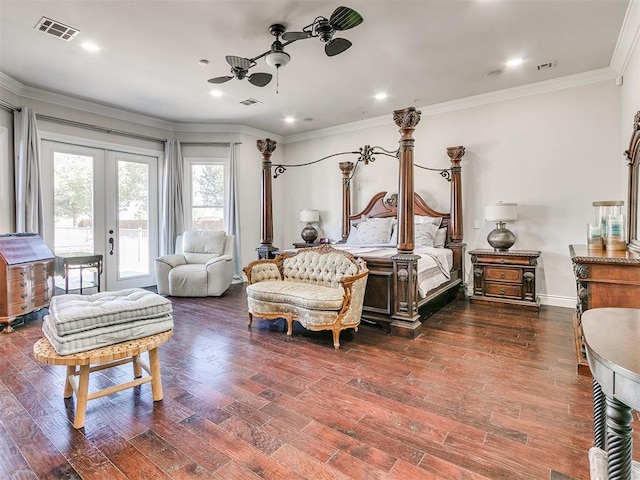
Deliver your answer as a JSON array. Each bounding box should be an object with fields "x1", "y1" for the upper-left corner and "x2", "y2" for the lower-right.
[{"x1": 43, "y1": 288, "x2": 173, "y2": 355}]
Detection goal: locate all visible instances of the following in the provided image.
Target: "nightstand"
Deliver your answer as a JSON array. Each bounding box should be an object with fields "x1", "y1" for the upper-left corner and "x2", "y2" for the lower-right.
[
  {"x1": 292, "y1": 242, "x2": 321, "y2": 248},
  {"x1": 469, "y1": 249, "x2": 541, "y2": 310}
]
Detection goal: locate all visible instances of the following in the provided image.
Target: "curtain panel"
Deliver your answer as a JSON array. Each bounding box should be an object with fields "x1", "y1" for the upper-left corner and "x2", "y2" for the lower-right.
[
  {"x1": 14, "y1": 107, "x2": 44, "y2": 234},
  {"x1": 160, "y1": 139, "x2": 184, "y2": 255}
]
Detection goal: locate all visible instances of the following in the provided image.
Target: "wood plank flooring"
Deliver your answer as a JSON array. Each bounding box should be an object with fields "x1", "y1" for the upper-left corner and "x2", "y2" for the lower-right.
[{"x1": 1, "y1": 284, "x2": 639, "y2": 479}]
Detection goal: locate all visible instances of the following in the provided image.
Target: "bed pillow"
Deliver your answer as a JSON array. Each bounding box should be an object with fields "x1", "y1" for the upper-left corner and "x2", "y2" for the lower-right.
[
  {"x1": 352, "y1": 217, "x2": 395, "y2": 244},
  {"x1": 434, "y1": 227, "x2": 448, "y2": 248},
  {"x1": 345, "y1": 225, "x2": 359, "y2": 244},
  {"x1": 415, "y1": 222, "x2": 440, "y2": 247},
  {"x1": 415, "y1": 215, "x2": 443, "y2": 227}
]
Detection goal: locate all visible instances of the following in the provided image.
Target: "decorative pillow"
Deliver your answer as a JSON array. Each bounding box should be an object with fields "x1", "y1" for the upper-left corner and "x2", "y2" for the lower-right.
[
  {"x1": 434, "y1": 227, "x2": 447, "y2": 248},
  {"x1": 415, "y1": 222, "x2": 440, "y2": 247},
  {"x1": 415, "y1": 215, "x2": 443, "y2": 227},
  {"x1": 345, "y1": 225, "x2": 360, "y2": 244},
  {"x1": 353, "y1": 217, "x2": 395, "y2": 244},
  {"x1": 389, "y1": 218, "x2": 398, "y2": 244}
]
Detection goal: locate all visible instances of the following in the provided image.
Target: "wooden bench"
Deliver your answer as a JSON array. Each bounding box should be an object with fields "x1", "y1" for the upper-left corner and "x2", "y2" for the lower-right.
[{"x1": 33, "y1": 330, "x2": 172, "y2": 429}]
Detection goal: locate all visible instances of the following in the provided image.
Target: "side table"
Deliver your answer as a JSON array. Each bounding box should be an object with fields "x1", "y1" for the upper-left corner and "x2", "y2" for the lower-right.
[
  {"x1": 469, "y1": 249, "x2": 541, "y2": 310},
  {"x1": 55, "y1": 253, "x2": 103, "y2": 294}
]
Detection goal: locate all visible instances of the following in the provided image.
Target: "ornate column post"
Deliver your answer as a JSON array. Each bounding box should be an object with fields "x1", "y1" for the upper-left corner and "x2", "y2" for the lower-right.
[
  {"x1": 339, "y1": 161, "x2": 354, "y2": 242},
  {"x1": 390, "y1": 107, "x2": 422, "y2": 337},
  {"x1": 256, "y1": 138, "x2": 279, "y2": 259},
  {"x1": 446, "y1": 145, "x2": 466, "y2": 279}
]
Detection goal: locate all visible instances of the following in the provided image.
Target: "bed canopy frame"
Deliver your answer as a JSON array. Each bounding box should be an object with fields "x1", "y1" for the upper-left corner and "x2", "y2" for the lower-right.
[{"x1": 254, "y1": 107, "x2": 465, "y2": 337}]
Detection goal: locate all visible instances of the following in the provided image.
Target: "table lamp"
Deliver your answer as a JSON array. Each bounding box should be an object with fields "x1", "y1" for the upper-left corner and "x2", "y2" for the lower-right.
[
  {"x1": 485, "y1": 202, "x2": 518, "y2": 251},
  {"x1": 299, "y1": 209, "x2": 320, "y2": 244}
]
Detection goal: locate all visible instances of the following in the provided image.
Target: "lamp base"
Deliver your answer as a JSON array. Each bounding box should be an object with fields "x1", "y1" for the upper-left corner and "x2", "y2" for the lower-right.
[
  {"x1": 301, "y1": 224, "x2": 318, "y2": 244},
  {"x1": 487, "y1": 221, "x2": 516, "y2": 251}
]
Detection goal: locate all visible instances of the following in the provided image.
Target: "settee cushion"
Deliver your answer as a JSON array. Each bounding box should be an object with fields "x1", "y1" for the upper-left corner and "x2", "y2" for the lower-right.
[{"x1": 246, "y1": 280, "x2": 345, "y2": 311}]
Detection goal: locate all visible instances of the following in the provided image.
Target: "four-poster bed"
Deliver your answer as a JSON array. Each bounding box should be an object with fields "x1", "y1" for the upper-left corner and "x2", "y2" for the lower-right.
[{"x1": 255, "y1": 107, "x2": 465, "y2": 338}]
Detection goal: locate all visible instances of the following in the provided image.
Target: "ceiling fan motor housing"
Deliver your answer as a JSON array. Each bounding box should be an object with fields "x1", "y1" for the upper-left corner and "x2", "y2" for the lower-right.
[{"x1": 314, "y1": 19, "x2": 334, "y2": 43}]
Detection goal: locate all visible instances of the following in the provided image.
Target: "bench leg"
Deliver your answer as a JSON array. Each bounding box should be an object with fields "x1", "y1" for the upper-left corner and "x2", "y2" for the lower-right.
[
  {"x1": 148, "y1": 347, "x2": 164, "y2": 402},
  {"x1": 332, "y1": 328, "x2": 341, "y2": 349},
  {"x1": 74, "y1": 364, "x2": 90, "y2": 429},
  {"x1": 64, "y1": 366, "x2": 76, "y2": 398},
  {"x1": 248, "y1": 312, "x2": 253, "y2": 328},
  {"x1": 132, "y1": 354, "x2": 142, "y2": 378}
]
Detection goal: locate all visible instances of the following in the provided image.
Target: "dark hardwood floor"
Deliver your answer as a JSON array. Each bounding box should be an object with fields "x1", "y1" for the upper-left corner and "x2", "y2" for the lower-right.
[{"x1": 1, "y1": 284, "x2": 638, "y2": 479}]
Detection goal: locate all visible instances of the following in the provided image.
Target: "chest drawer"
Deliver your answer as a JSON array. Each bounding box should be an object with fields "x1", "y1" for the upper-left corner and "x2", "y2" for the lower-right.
[
  {"x1": 485, "y1": 282, "x2": 522, "y2": 299},
  {"x1": 484, "y1": 266, "x2": 522, "y2": 283}
]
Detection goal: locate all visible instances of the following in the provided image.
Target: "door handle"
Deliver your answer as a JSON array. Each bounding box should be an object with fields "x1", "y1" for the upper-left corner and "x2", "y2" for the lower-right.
[{"x1": 108, "y1": 237, "x2": 114, "y2": 255}]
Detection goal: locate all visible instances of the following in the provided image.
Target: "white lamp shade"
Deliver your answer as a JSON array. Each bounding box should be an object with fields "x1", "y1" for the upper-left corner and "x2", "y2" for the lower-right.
[
  {"x1": 266, "y1": 51, "x2": 290, "y2": 68},
  {"x1": 485, "y1": 203, "x2": 518, "y2": 222},
  {"x1": 299, "y1": 209, "x2": 319, "y2": 223}
]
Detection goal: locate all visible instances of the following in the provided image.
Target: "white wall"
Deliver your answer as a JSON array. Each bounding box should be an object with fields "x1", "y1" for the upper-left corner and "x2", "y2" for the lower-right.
[{"x1": 280, "y1": 81, "x2": 623, "y2": 306}]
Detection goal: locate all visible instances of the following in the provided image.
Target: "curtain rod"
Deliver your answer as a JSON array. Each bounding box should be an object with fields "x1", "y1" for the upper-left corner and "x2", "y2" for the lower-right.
[
  {"x1": 36, "y1": 114, "x2": 166, "y2": 143},
  {"x1": 180, "y1": 142, "x2": 239, "y2": 147},
  {"x1": 0, "y1": 99, "x2": 20, "y2": 112},
  {"x1": 1, "y1": 105, "x2": 241, "y2": 146}
]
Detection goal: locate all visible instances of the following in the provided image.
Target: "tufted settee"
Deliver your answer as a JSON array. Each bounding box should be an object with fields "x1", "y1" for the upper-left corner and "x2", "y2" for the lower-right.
[{"x1": 243, "y1": 245, "x2": 369, "y2": 349}]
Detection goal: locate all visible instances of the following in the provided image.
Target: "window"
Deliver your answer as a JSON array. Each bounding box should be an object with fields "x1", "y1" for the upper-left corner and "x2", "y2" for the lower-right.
[{"x1": 185, "y1": 159, "x2": 227, "y2": 231}]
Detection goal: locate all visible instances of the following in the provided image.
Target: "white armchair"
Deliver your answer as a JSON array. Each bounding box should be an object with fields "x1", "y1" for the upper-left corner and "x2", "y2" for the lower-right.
[{"x1": 155, "y1": 230, "x2": 235, "y2": 297}]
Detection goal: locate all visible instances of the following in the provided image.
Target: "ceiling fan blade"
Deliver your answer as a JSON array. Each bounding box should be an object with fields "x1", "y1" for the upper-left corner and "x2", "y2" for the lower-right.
[
  {"x1": 325, "y1": 37, "x2": 352, "y2": 57},
  {"x1": 282, "y1": 31, "x2": 311, "y2": 41},
  {"x1": 225, "y1": 55, "x2": 252, "y2": 70},
  {"x1": 248, "y1": 72, "x2": 273, "y2": 87},
  {"x1": 329, "y1": 6, "x2": 363, "y2": 31},
  {"x1": 208, "y1": 75, "x2": 234, "y2": 84}
]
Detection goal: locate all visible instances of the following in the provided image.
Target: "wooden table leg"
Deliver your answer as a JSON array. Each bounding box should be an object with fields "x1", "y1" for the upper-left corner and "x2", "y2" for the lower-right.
[
  {"x1": 148, "y1": 347, "x2": 163, "y2": 401},
  {"x1": 605, "y1": 395, "x2": 633, "y2": 480},
  {"x1": 593, "y1": 378, "x2": 606, "y2": 450},
  {"x1": 74, "y1": 364, "x2": 90, "y2": 429}
]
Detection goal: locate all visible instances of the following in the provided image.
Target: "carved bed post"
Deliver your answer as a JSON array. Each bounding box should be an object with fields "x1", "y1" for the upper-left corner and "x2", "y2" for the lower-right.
[
  {"x1": 256, "y1": 139, "x2": 279, "y2": 259},
  {"x1": 340, "y1": 161, "x2": 354, "y2": 242},
  {"x1": 390, "y1": 107, "x2": 422, "y2": 338},
  {"x1": 447, "y1": 146, "x2": 466, "y2": 276}
]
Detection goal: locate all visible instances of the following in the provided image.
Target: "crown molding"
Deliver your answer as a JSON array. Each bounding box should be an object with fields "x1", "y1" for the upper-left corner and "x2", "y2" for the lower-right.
[
  {"x1": 611, "y1": 0, "x2": 640, "y2": 75},
  {"x1": 283, "y1": 68, "x2": 618, "y2": 144},
  {"x1": 0, "y1": 72, "x2": 23, "y2": 95}
]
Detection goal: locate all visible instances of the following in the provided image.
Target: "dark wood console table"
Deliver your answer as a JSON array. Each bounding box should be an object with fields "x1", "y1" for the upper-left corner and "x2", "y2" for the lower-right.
[
  {"x1": 582, "y1": 308, "x2": 640, "y2": 480},
  {"x1": 569, "y1": 245, "x2": 640, "y2": 375},
  {"x1": 55, "y1": 252, "x2": 103, "y2": 294}
]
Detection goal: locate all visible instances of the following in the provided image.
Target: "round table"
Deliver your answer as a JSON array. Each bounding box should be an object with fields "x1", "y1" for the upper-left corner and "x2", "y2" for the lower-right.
[{"x1": 582, "y1": 308, "x2": 640, "y2": 480}]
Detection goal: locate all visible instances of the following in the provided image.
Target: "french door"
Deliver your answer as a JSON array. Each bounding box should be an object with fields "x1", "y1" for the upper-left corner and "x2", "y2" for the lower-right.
[{"x1": 41, "y1": 140, "x2": 159, "y2": 291}]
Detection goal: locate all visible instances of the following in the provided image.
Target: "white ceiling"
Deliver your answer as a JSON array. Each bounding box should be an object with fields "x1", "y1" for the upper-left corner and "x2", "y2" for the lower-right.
[{"x1": 0, "y1": 0, "x2": 631, "y2": 137}]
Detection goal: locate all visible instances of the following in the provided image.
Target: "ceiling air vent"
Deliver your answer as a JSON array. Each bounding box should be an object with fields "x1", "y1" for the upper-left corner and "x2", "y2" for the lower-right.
[
  {"x1": 239, "y1": 98, "x2": 262, "y2": 107},
  {"x1": 34, "y1": 16, "x2": 80, "y2": 41},
  {"x1": 536, "y1": 61, "x2": 556, "y2": 71}
]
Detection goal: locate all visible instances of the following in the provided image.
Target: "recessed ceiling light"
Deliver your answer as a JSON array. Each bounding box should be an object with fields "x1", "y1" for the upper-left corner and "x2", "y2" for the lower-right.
[
  {"x1": 506, "y1": 58, "x2": 523, "y2": 67},
  {"x1": 284, "y1": 116, "x2": 295, "y2": 123},
  {"x1": 199, "y1": 59, "x2": 209, "y2": 66},
  {"x1": 485, "y1": 68, "x2": 503, "y2": 77},
  {"x1": 81, "y1": 42, "x2": 100, "y2": 53},
  {"x1": 210, "y1": 89, "x2": 223, "y2": 98},
  {"x1": 374, "y1": 92, "x2": 388, "y2": 100}
]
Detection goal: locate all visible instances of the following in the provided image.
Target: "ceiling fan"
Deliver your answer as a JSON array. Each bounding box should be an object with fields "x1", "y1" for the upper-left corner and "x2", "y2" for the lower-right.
[
  {"x1": 207, "y1": 23, "x2": 293, "y2": 87},
  {"x1": 282, "y1": 6, "x2": 364, "y2": 57},
  {"x1": 207, "y1": 6, "x2": 364, "y2": 87}
]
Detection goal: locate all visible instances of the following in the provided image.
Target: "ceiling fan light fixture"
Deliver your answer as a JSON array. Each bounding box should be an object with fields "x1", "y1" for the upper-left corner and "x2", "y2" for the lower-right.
[{"x1": 265, "y1": 50, "x2": 290, "y2": 68}]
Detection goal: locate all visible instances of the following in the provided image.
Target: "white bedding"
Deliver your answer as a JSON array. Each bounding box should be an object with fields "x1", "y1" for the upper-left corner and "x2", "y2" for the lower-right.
[{"x1": 331, "y1": 244, "x2": 452, "y2": 297}]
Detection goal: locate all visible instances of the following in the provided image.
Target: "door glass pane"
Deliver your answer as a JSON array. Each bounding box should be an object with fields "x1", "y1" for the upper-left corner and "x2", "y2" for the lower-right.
[
  {"x1": 53, "y1": 152, "x2": 94, "y2": 254},
  {"x1": 118, "y1": 160, "x2": 149, "y2": 278},
  {"x1": 191, "y1": 164, "x2": 224, "y2": 230}
]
